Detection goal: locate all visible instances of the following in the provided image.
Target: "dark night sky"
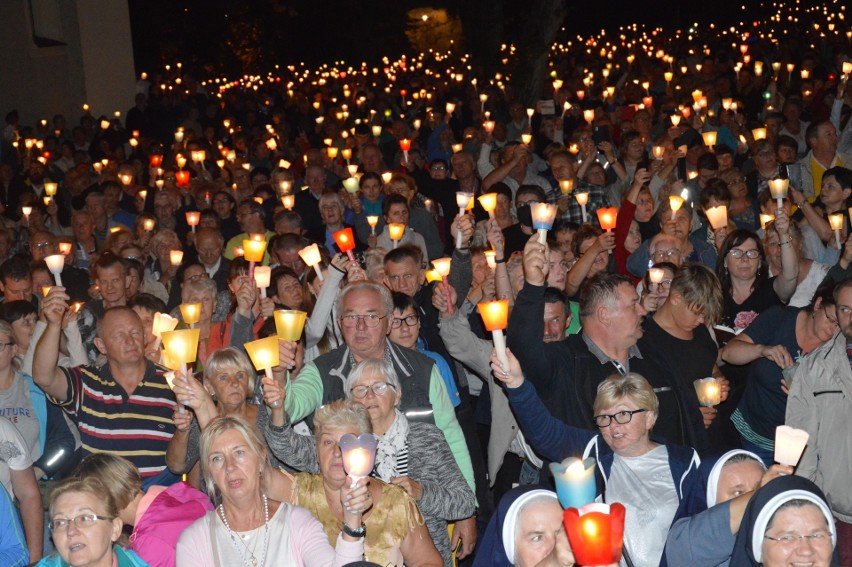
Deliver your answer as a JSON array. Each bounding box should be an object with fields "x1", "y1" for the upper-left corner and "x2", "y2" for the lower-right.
[{"x1": 128, "y1": 0, "x2": 746, "y2": 76}]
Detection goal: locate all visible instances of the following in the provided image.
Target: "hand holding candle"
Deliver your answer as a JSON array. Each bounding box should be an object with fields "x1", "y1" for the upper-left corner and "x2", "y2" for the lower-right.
[
  {"x1": 774, "y1": 425, "x2": 809, "y2": 466},
  {"x1": 431, "y1": 258, "x2": 454, "y2": 315},
  {"x1": 531, "y1": 202, "x2": 558, "y2": 244},
  {"x1": 333, "y1": 227, "x2": 357, "y2": 262},
  {"x1": 574, "y1": 191, "x2": 589, "y2": 223},
  {"x1": 388, "y1": 223, "x2": 405, "y2": 248},
  {"x1": 455, "y1": 193, "x2": 474, "y2": 249},
  {"x1": 161, "y1": 329, "x2": 200, "y2": 410},
  {"x1": 596, "y1": 207, "x2": 617, "y2": 252},
  {"x1": 339, "y1": 433, "x2": 378, "y2": 488},
  {"x1": 829, "y1": 213, "x2": 844, "y2": 249},
  {"x1": 245, "y1": 336, "x2": 281, "y2": 405}
]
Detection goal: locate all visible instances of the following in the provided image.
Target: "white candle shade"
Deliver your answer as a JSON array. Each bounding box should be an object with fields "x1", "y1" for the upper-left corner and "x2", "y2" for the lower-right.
[
  {"x1": 693, "y1": 377, "x2": 722, "y2": 407},
  {"x1": 774, "y1": 425, "x2": 809, "y2": 466},
  {"x1": 705, "y1": 205, "x2": 729, "y2": 230}
]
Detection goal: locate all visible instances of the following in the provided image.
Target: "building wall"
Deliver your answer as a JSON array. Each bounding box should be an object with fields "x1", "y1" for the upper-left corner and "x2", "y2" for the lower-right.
[{"x1": 0, "y1": 0, "x2": 135, "y2": 127}]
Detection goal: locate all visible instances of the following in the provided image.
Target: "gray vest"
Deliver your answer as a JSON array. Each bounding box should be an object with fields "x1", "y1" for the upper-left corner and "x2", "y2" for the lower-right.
[{"x1": 311, "y1": 339, "x2": 435, "y2": 424}]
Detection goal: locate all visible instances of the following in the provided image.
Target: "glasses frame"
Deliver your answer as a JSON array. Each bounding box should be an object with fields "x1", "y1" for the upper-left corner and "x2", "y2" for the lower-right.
[
  {"x1": 728, "y1": 248, "x2": 760, "y2": 260},
  {"x1": 593, "y1": 408, "x2": 647, "y2": 428},
  {"x1": 339, "y1": 314, "x2": 386, "y2": 328},
  {"x1": 390, "y1": 314, "x2": 419, "y2": 329},
  {"x1": 49, "y1": 513, "x2": 115, "y2": 533},
  {"x1": 350, "y1": 382, "x2": 397, "y2": 399}
]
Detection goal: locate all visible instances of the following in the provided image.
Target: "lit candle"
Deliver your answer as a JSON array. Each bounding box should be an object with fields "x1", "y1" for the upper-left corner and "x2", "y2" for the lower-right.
[
  {"x1": 388, "y1": 223, "x2": 405, "y2": 248},
  {"x1": 478, "y1": 300, "x2": 510, "y2": 371},
  {"x1": 652, "y1": 146, "x2": 665, "y2": 160},
  {"x1": 521, "y1": 133, "x2": 532, "y2": 145},
  {"x1": 484, "y1": 250, "x2": 496, "y2": 269},
  {"x1": 669, "y1": 195, "x2": 684, "y2": 221},
  {"x1": 648, "y1": 268, "x2": 664, "y2": 286},
  {"x1": 550, "y1": 457, "x2": 597, "y2": 509},
  {"x1": 254, "y1": 266, "x2": 272, "y2": 298},
  {"x1": 367, "y1": 215, "x2": 379, "y2": 236},
  {"x1": 179, "y1": 303, "x2": 201, "y2": 328},
  {"x1": 242, "y1": 239, "x2": 267, "y2": 280},
  {"x1": 399, "y1": 138, "x2": 411, "y2": 163},
  {"x1": 760, "y1": 214, "x2": 775, "y2": 230},
  {"x1": 21, "y1": 206, "x2": 31, "y2": 225},
  {"x1": 829, "y1": 213, "x2": 844, "y2": 249},
  {"x1": 281, "y1": 194, "x2": 295, "y2": 210},
  {"x1": 185, "y1": 211, "x2": 200, "y2": 233},
  {"x1": 175, "y1": 170, "x2": 190, "y2": 187},
  {"x1": 559, "y1": 179, "x2": 575, "y2": 195},
  {"x1": 152, "y1": 312, "x2": 179, "y2": 355},
  {"x1": 44, "y1": 254, "x2": 65, "y2": 286},
  {"x1": 339, "y1": 433, "x2": 379, "y2": 487},
  {"x1": 170, "y1": 250, "x2": 184, "y2": 266},
  {"x1": 149, "y1": 154, "x2": 163, "y2": 168},
  {"x1": 455, "y1": 193, "x2": 474, "y2": 248},
  {"x1": 774, "y1": 425, "x2": 810, "y2": 466},
  {"x1": 58, "y1": 242, "x2": 72, "y2": 255},
  {"x1": 44, "y1": 182, "x2": 58, "y2": 196},
  {"x1": 425, "y1": 269, "x2": 442, "y2": 283},
  {"x1": 42, "y1": 286, "x2": 52, "y2": 298},
  {"x1": 432, "y1": 257, "x2": 454, "y2": 315},
  {"x1": 161, "y1": 328, "x2": 201, "y2": 407},
  {"x1": 478, "y1": 193, "x2": 498, "y2": 220},
  {"x1": 583, "y1": 109, "x2": 595, "y2": 124},
  {"x1": 298, "y1": 243, "x2": 325, "y2": 281},
  {"x1": 705, "y1": 205, "x2": 728, "y2": 231},
  {"x1": 143, "y1": 218, "x2": 156, "y2": 232},
  {"x1": 693, "y1": 377, "x2": 722, "y2": 407},
  {"x1": 244, "y1": 335, "x2": 280, "y2": 390},
  {"x1": 342, "y1": 177, "x2": 359, "y2": 194},
  {"x1": 333, "y1": 227, "x2": 357, "y2": 262},
  {"x1": 574, "y1": 192, "x2": 589, "y2": 223},
  {"x1": 752, "y1": 127, "x2": 767, "y2": 140},
  {"x1": 701, "y1": 131, "x2": 717, "y2": 148},
  {"x1": 563, "y1": 503, "x2": 626, "y2": 566},
  {"x1": 767, "y1": 178, "x2": 788, "y2": 210},
  {"x1": 138, "y1": 190, "x2": 147, "y2": 202},
  {"x1": 532, "y1": 203, "x2": 558, "y2": 244},
  {"x1": 274, "y1": 310, "x2": 308, "y2": 342}
]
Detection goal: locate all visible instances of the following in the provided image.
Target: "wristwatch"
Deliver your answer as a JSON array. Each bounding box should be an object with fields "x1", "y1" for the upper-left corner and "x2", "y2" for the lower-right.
[{"x1": 342, "y1": 522, "x2": 366, "y2": 538}]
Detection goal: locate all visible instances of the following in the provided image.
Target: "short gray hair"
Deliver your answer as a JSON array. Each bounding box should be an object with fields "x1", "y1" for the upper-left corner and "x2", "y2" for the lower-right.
[
  {"x1": 181, "y1": 276, "x2": 217, "y2": 303},
  {"x1": 344, "y1": 359, "x2": 402, "y2": 399},
  {"x1": 313, "y1": 400, "x2": 372, "y2": 439},
  {"x1": 335, "y1": 281, "x2": 393, "y2": 318}
]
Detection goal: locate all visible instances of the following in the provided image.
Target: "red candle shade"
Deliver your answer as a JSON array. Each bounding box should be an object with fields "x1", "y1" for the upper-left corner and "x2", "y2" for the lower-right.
[
  {"x1": 333, "y1": 227, "x2": 357, "y2": 262},
  {"x1": 399, "y1": 138, "x2": 411, "y2": 152},
  {"x1": 642, "y1": 95, "x2": 654, "y2": 107},
  {"x1": 596, "y1": 207, "x2": 617, "y2": 231},
  {"x1": 563, "y1": 503, "x2": 626, "y2": 566},
  {"x1": 149, "y1": 154, "x2": 163, "y2": 168},
  {"x1": 175, "y1": 170, "x2": 190, "y2": 187}
]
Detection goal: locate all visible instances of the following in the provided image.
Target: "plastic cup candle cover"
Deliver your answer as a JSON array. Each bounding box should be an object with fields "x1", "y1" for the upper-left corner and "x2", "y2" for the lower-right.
[
  {"x1": 58, "y1": 242, "x2": 72, "y2": 255},
  {"x1": 21, "y1": 206, "x2": 32, "y2": 221},
  {"x1": 242, "y1": 239, "x2": 267, "y2": 280},
  {"x1": 333, "y1": 228, "x2": 357, "y2": 262},
  {"x1": 44, "y1": 182, "x2": 57, "y2": 196},
  {"x1": 583, "y1": 109, "x2": 595, "y2": 124},
  {"x1": 143, "y1": 218, "x2": 156, "y2": 232},
  {"x1": 455, "y1": 193, "x2": 474, "y2": 248},
  {"x1": 254, "y1": 266, "x2": 272, "y2": 298},
  {"x1": 652, "y1": 146, "x2": 665, "y2": 160},
  {"x1": 170, "y1": 250, "x2": 184, "y2": 266},
  {"x1": 298, "y1": 243, "x2": 325, "y2": 281},
  {"x1": 550, "y1": 457, "x2": 597, "y2": 509},
  {"x1": 669, "y1": 195, "x2": 685, "y2": 221},
  {"x1": 244, "y1": 335, "x2": 280, "y2": 385},
  {"x1": 274, "y1": 310, "x2": 307, "y2": 342},
  {"x1": 175, "y1": 170, "x2": 190, "y2": 187},
  {"x1": 179, "y1": 303, "x2": 202, "y2": 327},
  {"x1": 388, "y1": 223, "x2": 405, "y2": 248},
  {"x1": 137, "y1": 190, "x2": 147, "y2": 202},
  {"x1": 367, "y1": 215, "x2": 379, "y2": 235},
  {"x1": 705, "y1": 205, "x2": 728, "y2": 231},
  {"x1": 559, "y1": 179, "x2": 575, "y2": 195},
  {"x1": 161, "y1": 328, "x2": 200, "y2": 390},
  {"x1": 694, "y1": 377, "x2": 722, "y2": 407},
  {"x1": 648, "y1": 268, "x2": 664, "y2": 286},
  {"x1": 425, "y1": 269, "x2": 442, "y2": 283},
  {"x1": 478, "y1": 193, "x2": 498, "y2": 219},
  {"x1": 574, "y1": 192, "x2": 589, "y2": 223},
  {"x1": 150, "y1": 154, "x2": 163, "y2": 168},
  {"x1": 185, "y1": 211, "x2": 201, "y2": 232},
  {"x1": 752, "y1": 127, "x2": 767, "y2": 140},
  {"x1": 484, "y1": 250, "x2": 496, "y2": 270},
  {"x1": 281, "y1": 194, "x2": 295, "y2": 210},
  {"x1": 44, "y1": 254, "x2": 65, "y2": 286},
  {"x1": 760, "y1": 214, "x2": 775, "y2": 230},
  {"x1": 774, "y1": 425, "x2": 810, "y2": 466},
  {"x1": 532, "y1": 203, "x2": 558, "y2": 244},
  {"x1": 342, "y1": 177, "x2": 360, "y2": 194},
  {"x1": 767, "y1": 178, "x2": 788, "y2": 210},
  {"x1": 701, "y1": 131, "x2": 717, "y2": 147},
  {"x1": 829, "y1": 213, "x2": 844, "y2": 249},
  {"x1": 478, "y1": 300, "x2": 510, "y2": 371},
  {"x1": 399, "y1": 138, "x2": 411, "y2": 163},
  {"x1": 339, "y1": 433, "x2": 379, "y2": 488},
  {"x1": 432, "y1": 257, "x2": 454, "y2": 315},
  {"x1": 564, "y1": 503, "x2": 626, "y2": 566}
]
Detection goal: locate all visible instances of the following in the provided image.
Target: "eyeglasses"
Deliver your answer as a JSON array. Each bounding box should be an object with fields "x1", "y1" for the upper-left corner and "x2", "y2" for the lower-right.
[
  {"x1": 33, "y1": 242, "x2": 53, "y2": 249},
  {"x1": 652, "y1": 249, "x2": 682, "y2": 259},
  {"x1": 350, "y1": 382, "x2": 397, "y2": 399},
  {"x1": 728, "y1": 248, "x2": 760, "y2": 259},
  {"x1": 49, "y1": 514, "x2": 114, "y2": 533},
  {"x1": 339, "y1": 314, "x2": 385, "y2": 328},
  {"x1": 764, "y1": 531, "x2": 831, "y2": 546},
  {"x1": 391, "y1": 314, "x2": 419, "y2": 329},
  {"x1": 0, "y1": 342, "x2": 15, "y2": 352},
  {"x1": 593, "y1": 408, "x2": 647, "y2": 427},
  {"x1": 184, "y1": 273, "x2": 209, "y2": 283}
]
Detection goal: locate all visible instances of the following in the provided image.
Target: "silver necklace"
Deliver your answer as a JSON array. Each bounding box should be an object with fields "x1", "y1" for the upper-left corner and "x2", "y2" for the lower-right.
[{"x1": 218, "y1": 493, "x2": 270, "y2": 567}]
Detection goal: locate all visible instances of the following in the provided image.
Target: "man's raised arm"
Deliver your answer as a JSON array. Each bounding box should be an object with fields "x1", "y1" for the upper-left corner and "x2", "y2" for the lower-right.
[{"x1": 32, "y1": 288, "x2": 72, "y2": 402}]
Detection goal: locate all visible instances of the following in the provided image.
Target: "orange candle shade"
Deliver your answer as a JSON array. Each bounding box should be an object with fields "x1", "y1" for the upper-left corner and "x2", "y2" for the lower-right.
[
  {"x1": 333, "y1": 227, "x2": 356, "y2": 256},
  {"x1": 179, "y1": 303, "x2": 202, "y2": 326},
  {"x1": 143, "y1": 218, "x2": 156, "y2": 232},
  {"x1": 274, "y1": 310, "x2": 308, "y2": 341},
  {"x1": 170, "y1": 250, "x2": 184, "y2": 266},
  {"x1": 478, "y1": 193, "x2": 498, "y2": 218},
  {"x1": 388, "y1": 223, "x2": 405, "y2": 242},
  {"x1": 478, "y1": 300, "x2": 509, "y2": 332},
  {"x1": 281, "y1": 194, "x2": 295, "y2": 210},
  {"x1": 752, "y1": 127, "x2": 767, "y2": 140},
  {"x1": 185, "y1": 211, "x2": 201, "y2": 228},
  {"x1": 398, "y1": 138, "x2": 411, "y2": 152},
  {"x1": 175, "y1": 170, "x2": 190, "y2": 187},
  {"x1": 564, "y1": 503, "x2": 626, "y2": 566},
  {"x1": 42, "y1": 286, "x2": 52, "y2": 298},
  {"x1": 367, "y1": 215, "x2": 379, "y2": 228},
  {"x1": 768, "y1": 178, "x2": 788, "y2": 209},
  {"x1": 149, "y1": 154, "x2": 163, "y2": 168},
  {"x1": 425, "y1": 269, "x2": 443, "y2": 283},
  {"x1": 242, "y1": 239, "x2": 267, "y2": 263},
  {"x1": 58, "y1": 242, "x2": 72, "y2": 255},
  {"x1": 701, "y1": 131, "x2": 717, "y2": 147},
  {"x1": 44, "y1": 182, "x2": 58, "y2": 196},
  {"x1": 559, "y1": 179, "x2": 575, "y2": 195},
  {"x1": 652, "y1": 146, "x2": 665, "y2": 160},
  {"x1": 596, "y1": 207, "x2": 617, "y2": 231},
  {"x1": 137, "y1": 190, "x2": 147, "y2": 202}
]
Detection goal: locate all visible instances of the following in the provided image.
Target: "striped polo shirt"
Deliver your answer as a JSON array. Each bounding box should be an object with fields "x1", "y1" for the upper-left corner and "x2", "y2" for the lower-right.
[{"x1": 53, "y1": 360, "x2": 177, "y2": 479}]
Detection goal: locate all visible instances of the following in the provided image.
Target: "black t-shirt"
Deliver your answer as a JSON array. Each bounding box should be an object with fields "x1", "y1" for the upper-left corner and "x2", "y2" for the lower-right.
[
  {"x1": 642, "y1": 316, "x2": 717, "y2": 386},
  {"x1": 503, "y1": 223, "x2": 529, "y2": 258},
  {"x1": 721, "y1": 277, "x2": 782, "y2": 331}
]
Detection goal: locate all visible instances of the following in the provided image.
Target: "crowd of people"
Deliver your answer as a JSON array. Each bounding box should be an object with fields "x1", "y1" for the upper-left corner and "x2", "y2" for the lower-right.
[{"x1": 0, "y1": 1, "x2": 851, "y2": 565}]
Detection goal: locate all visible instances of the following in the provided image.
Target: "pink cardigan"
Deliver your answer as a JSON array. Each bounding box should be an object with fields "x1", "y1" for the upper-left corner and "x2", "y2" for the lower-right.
[{"x1": 175, "y1": 503, "x2": 364, "y2": 567}]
